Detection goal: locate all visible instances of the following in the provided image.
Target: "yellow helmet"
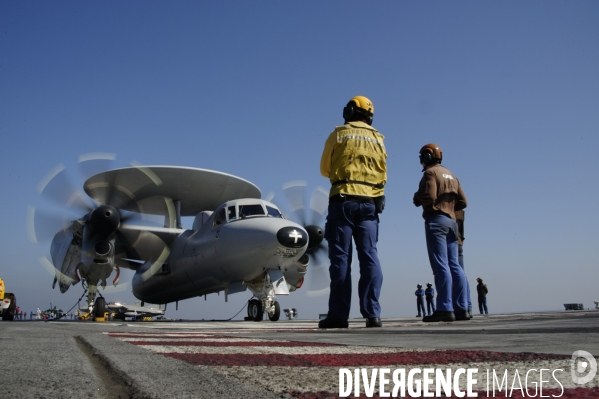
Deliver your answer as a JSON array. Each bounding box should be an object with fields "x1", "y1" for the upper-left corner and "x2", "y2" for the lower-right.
[
  {"x1": 343, "y1": 95, "x2": 374, "y2": 125},
  {"x1": 349, "y1": 96, "x2": 374, "y2": 114}
]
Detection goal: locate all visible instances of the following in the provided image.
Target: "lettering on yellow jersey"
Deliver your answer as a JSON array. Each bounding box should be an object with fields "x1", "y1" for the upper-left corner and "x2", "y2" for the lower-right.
[
  {"x1": 339, "y1": 135, "x2": 383, "y2": 146},
  {"x1": 338, "y1": 135, "x2": 386, "y2": 153}
]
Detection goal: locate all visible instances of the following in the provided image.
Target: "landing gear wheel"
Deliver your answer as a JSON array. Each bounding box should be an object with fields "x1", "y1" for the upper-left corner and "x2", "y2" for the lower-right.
[
  {"x1": 268, "y1": 301, "x2": 280, "y2": 322},
  {"x1": 94, "y1": 297, "x2": 106, "y2": 318},
  {"x1": 248, "y1": 299, "x2": 263, "y2": 322},
  {"x1": 244, "y1": 300, "x2": 254, "y2": 321}
]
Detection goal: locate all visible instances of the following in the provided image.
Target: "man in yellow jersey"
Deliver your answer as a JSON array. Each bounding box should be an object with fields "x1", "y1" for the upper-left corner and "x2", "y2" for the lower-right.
[{"x1": 319, "y1": 96, "x2": 387, "y2": 329}]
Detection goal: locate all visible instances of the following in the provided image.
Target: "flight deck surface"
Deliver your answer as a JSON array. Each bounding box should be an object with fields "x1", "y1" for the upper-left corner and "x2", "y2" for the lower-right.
[{"x1": 1, "y1": 310, "x2": 598, "y2": 398}]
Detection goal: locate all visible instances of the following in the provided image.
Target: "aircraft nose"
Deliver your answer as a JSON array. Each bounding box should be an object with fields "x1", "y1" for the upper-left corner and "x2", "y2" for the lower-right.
[{"x1": 276, "y1": 226, "x2": 308, "y2": 249}]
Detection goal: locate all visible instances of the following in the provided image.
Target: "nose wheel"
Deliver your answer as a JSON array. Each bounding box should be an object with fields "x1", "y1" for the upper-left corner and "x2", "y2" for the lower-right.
[
  {"x1": 247, "y1": 299, "x2": 280, "y2": 322},
  {"x1": 246, "y1": 271, "x2": 285, "y2": 322}
]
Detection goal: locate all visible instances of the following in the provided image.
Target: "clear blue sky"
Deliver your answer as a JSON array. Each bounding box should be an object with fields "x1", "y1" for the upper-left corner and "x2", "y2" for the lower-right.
[{"x1": 1, "y1": 1, "x2": 598, "y2": 320}]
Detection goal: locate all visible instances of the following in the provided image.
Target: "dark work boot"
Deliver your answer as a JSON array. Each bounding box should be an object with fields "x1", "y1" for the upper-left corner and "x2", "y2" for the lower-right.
[
  {"x1": 365, "y1": 317, "x2": 382, "y2": 328},
  {"x1": 318, "y1": 318, "x2": 348, "y2": 329},
  {"x1": 455, "y1": 310, "x2": 471, "y2": 321},
  {"x1": 422, "y1": 311, "x2": 455, "y2": 323}
]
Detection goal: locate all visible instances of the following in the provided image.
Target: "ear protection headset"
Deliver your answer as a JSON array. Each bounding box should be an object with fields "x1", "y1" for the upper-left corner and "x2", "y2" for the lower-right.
[
  {"x1": 342, "y1": 102, "x2": 357, "y2": 122},
  {"x1": 419, "y1": 150, "x2": 433, "y2": 165}
]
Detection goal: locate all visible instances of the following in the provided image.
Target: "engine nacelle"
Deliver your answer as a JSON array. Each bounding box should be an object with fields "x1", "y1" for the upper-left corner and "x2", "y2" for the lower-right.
[
  {"x1": 81, "y1": 224, "x2": 116, "y2": 267},
  {"x1": 50, "y1": 220, "x2": 84, "y2": 293}
]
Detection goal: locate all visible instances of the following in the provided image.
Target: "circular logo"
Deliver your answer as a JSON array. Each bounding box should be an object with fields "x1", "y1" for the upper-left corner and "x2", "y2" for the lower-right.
[{"x1": 571, "y1": 350, "x2": 597, "y2": 384}]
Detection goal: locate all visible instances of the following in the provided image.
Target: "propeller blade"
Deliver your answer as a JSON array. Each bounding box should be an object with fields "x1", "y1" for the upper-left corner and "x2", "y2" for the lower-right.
[
  {"x1": 86, "y1": 168, "x2": 140, "y2": 211},
  {"x1": 276, "y1": 181, "x2": 330, "y2": 296},
  {"x1": 37, "y1": 164, "x2": 93, "y2": 214},
  {"x1": 27, "y1": 206, "x2": 84, "y2": 243},
  {"x1": 77, "y1": 152, "x2": 116, "y2": 186},
  {"x1": 309, "y1": 186, "x2": 329, "y2": 227},
  {"x1": 84, "y1": 162, "x2": 168, "y2": 213},
  {"x1": 114, "y1": 228, "x2": 143, "y2": 261},
  {"x1": 307, "y1": 243, "x2": 330, "y2": 296},
  {"x1": 281, "y1": 181, "x2": 307, "y2": 226},
  {"x1": 119, "y1": 209, "x2": 163, "y2": 226},
  {"x1": 263, "y1": 191, "x2": 275, "y2": 202}
]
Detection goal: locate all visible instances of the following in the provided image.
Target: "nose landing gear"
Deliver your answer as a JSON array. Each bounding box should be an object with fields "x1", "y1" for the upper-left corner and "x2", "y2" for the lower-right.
[
  {"x1": 245, "y1": 270, "x2": 286, "y2": 322},
  {"x1": 247, "y1": 298, "x2": 280, "y2": 322}
]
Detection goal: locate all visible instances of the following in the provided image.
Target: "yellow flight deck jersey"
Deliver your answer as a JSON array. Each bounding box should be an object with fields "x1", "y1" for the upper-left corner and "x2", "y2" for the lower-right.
[{"x1": 320, "y1": 121, "x2": 387, "y2": 198}]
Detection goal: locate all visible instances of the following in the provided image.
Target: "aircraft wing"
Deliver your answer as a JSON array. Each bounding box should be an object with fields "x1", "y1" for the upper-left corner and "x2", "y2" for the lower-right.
[
  {"x1": 106, "y1": 302, "x2": 165, "y2": 318},
  {"x1": 122, "y1": 308, "x2": 164, "y2": 316},
  {"x1": 119, "y1": 224, "x2": 185, "y2": 245}
]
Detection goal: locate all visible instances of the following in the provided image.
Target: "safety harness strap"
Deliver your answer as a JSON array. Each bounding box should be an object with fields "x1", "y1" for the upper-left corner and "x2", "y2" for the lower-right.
[{"x1": 332, "y1": 178, "x2": 385, "y2": 189}]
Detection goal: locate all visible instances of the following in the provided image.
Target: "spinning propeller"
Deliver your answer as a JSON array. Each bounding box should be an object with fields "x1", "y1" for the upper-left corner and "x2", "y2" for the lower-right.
[
  {"x1": 268, "y1": 181, "x2": 330, "y2": 297},
  {"x1": 27, "y1": 154, "x2": 169, "y2": 300}
]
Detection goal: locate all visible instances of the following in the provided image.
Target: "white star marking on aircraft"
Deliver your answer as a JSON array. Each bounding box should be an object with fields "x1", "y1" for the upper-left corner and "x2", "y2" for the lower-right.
[{"x1": 289, "y1": 230, "x2": 303, "y2": 244}]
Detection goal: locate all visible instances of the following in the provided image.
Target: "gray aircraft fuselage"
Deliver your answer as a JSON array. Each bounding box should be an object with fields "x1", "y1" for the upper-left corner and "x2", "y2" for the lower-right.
[{"x1": 132, "y1": 199, "x2": 308, "y2": 304}]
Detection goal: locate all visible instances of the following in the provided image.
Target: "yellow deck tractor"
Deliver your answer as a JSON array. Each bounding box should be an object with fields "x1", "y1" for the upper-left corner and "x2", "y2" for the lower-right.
[{"x1": 0, "y1": 278, "x2": 16, "y2": 321}]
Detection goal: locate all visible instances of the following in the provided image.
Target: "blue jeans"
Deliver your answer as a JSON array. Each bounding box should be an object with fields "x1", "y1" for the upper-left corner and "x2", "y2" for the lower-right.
[
  {"x1": 478, "y1": 296, "x2": 489, "y2": 314},
  {"x1": 325, "y1": 200, "x2": 382, "y2": 320},
  {"x1": 426, "y1": 297, "x2": 436, "y2": 315},
  {"x1": 424, "y1": 214, "x2": 467, "y2": 312},
  {"x1": 416, "y1": 298, "x2": 425, "y2": 316},
  {"x1": 458, "y1": 245, "x2": 472, "y2": 311}
]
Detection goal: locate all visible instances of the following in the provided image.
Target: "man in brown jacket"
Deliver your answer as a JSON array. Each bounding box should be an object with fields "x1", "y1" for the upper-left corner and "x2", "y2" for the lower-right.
[{"x1": 413, "y1": 143, "x2": 469, "y2": 322}]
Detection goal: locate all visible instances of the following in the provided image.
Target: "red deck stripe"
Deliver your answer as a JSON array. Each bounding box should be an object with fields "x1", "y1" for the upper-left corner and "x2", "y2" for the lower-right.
[
  {"x1": 108, "y1": 330, "x2": 317, "y2": 336},
  {"x1": 162, "y1": 350, "x2": 567, "y2": 367},
  {"x1": 286, "y1": 387, "x2": 599, "y2": 399},
  {"x1": 108, "y1": 333, "x2": 210, "y2": 337},
  {"x1": 129, "y1": 340, "x2": 337, "y2": 347}
]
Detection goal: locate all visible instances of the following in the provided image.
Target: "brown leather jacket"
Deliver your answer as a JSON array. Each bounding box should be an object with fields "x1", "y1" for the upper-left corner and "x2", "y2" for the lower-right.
[
  {"x1": 477, "y1": 282, "x2": 488, "y2": 297},
  {"x1": 413, "y1": 163, "x2": 467, "y2": 220}
]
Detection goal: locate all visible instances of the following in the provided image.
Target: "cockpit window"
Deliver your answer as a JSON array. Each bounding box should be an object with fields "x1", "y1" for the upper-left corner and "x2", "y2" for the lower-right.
[
  {"x1": 213, "y1": 207, "x2": 226, "y2": 227},
  {"x1": 227, "y1": 206, "x2": 237, "y2": 221},
  {"x1": 239, "y1": 204, "x2": 265, "y2": 218},
  {"x1": 266, "y1": 205, "x2": 282, "y2": 218}
]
